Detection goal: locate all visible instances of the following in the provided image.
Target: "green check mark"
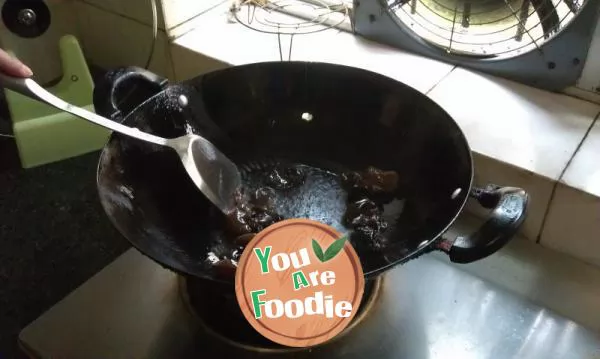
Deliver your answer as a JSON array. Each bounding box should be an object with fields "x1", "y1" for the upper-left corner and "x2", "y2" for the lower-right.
[{"x1": 311, "y1": 235, "x2": 348, "y2": 263}]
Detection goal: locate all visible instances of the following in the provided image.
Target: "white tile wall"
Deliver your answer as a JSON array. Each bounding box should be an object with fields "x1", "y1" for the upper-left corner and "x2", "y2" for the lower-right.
[
  {"x1": 428, "y1": 67, "x2": 600, "y2": 182},
  {"x1": 561, "y1": 119, "x2": 600, "y2": 197},
  {"x1": 465, "y1": 152, "x2": 555, "y2": 241},
  {"x1": 173, "y1": 4, "x2": 341, "y2": 65},
  {"x1": 540, "y1": 119, "x2": 600, "y2": 266},
  {"x1": 576, "y1": 17, "x2": 600, "y2": 93},
  {"x1": 162, "y1": 0, "x2": 226, "y2": 35},
  {"x1": 564, "y1": 86, "x2": 600, "y2": 106},
  {"x1": 428, "y1": 68, "x2": 600, "y2": 242},
  {"x1": 316, "y1": 32, "x2": 455, "y2": 95},
  {"x1": 170, "y1": 43, "x2": 228, "y2": 81},
  {"x1": 540, "y1": 184, "x2": 600, "y2": 268},
  {"x1": 74, "y1": 1, "x2": 174, "y2": 80}
]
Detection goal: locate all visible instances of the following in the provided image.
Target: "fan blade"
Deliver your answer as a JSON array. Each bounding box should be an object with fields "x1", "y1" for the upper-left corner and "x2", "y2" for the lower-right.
[
  {"x1": 530, "y1": 0, "x2": 560, "y2": 38},
  {"x1": 389, "y1": 0, "x2": 410, "y2": 9},
  {"x1": 563, "y1": 0, "x2": 580, "y2": 13},
  {"x1": 515, "y1": 0, "x2": 530, "y2": 41}
]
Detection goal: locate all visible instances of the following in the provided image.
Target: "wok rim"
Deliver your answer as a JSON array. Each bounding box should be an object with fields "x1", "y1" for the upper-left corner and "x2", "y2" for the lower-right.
[{"x1": 95, "y1": 60, "x2": 475, "y2": 281}]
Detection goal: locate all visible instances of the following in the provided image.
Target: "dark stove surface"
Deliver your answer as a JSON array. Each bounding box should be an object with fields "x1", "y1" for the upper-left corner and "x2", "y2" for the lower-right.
[
  {"x1": 0, "y1": 65, "x2": 130, "y2": 358},
  {"x1": 0, "y1": 152, "x2": 129, "y2": 359},
  {"x1": 18, "y1": 249, "x2": 600, "y2": 359}
]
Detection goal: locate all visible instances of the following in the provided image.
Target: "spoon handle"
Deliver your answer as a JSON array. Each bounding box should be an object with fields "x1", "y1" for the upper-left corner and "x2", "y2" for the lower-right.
[{"x1": 0, "y1": 73, "x2": 168, "y2": 146}]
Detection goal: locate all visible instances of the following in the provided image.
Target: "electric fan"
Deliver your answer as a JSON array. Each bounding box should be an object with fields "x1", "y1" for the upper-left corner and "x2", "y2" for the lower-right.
[{"x1": 352, "y1": 0, "x2": 600, "y2": 91}]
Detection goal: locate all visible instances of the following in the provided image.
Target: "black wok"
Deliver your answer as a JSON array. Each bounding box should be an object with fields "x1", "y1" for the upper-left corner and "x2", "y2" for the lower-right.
[{"x1": 93, "y1": 62, "x2": 528, "y2": 285}]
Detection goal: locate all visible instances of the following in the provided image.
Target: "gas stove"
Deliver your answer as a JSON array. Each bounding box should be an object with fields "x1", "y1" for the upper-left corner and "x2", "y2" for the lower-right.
[{"x1": 18, "y1": 246, "x2": 600, "y2": 359}]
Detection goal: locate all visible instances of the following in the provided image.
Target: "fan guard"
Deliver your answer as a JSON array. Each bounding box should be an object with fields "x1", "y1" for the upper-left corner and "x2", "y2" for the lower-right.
[
  {"x1": 353, "y1": 0, "x2": 600, "y2": 90},
  {"x1": 389, "y1": 0, "x2": 581, "y2": 58}
]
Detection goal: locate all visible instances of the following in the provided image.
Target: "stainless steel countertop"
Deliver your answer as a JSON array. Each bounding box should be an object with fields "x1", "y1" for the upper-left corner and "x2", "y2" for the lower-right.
[{"x1": 19, "y1": 239, "x2": 600, "y2": 359}]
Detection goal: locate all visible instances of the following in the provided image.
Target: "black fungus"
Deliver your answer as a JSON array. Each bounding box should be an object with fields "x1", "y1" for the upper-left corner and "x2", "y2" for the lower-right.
[
  {"x1": 206, "y1": 243, "x2": 246, "y2": 280},
  {"x1": 341, "y1": 166, "x2": 399, "y2": 195},
  {"x1": 231, "y1": 245, "x2": 245, "y2": 262},
  {"x1": 340, "y1": 166, "x2": 400, "y2": 250},
  {"x1": 343, "y1": 198, "x2": 389, "y2": 248},
  {"x1": 224, "y1": 188, "x2": 284, "y2": 237}
]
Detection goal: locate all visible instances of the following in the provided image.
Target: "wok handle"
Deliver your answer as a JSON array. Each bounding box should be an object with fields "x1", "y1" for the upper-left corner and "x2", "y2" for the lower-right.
[
  {"x1": 436, "y1": 184, "x2": 529, "y2": 263},
  {"x1": 93, "y1": 66, "x2": 168, "y2": 122}
]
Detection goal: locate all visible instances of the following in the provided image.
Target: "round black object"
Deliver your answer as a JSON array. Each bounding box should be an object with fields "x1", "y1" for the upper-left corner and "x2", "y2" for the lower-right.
[
  {"x1": 93, "y1": 62, "x2": 528, "y2": 285},
  {"x1": 2, "y1": 0, "x2": 51, "y2": 38}
]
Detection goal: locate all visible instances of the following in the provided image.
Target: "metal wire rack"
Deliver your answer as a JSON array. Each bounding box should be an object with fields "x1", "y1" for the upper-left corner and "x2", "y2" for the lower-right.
[
  {"x1": 386, "y1": 0, "x2": 585, "y2": 58},
  {"x1": 228, "y1": 0, "x2": 350, "y2": 60}
]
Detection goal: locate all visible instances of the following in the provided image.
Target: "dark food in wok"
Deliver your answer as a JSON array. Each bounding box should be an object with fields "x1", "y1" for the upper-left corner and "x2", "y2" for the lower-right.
[
  {"x1": 211, "y1": 164, "x2": 400, "y2": 279},
  {"x1": 94, "y1": 62, "x2": 528, "y2": 285}
]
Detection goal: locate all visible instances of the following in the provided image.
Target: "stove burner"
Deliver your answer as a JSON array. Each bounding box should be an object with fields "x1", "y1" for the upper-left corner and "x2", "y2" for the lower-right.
[{"x1": 180, "y1": 275, "x2": 383, "y2": 352}]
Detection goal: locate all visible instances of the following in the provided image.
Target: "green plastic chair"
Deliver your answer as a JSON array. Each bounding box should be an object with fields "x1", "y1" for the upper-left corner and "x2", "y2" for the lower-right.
[{"x1": 4, "y1": 35, "x2": 110, "y2": 168}]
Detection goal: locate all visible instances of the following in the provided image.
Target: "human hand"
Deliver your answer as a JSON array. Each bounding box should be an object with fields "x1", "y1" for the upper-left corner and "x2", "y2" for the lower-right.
[{"x1": 0, "y1": 48, "x2": 32, "y2": 77}]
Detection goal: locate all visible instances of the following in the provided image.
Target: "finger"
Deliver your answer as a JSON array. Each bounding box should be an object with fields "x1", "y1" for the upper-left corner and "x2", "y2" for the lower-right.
[{"x1": 0, "y1": 49, "x2": 33, "y2": 77}]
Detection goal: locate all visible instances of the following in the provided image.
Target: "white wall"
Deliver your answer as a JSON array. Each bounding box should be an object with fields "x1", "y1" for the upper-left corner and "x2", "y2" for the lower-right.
[
  {"x1": 72, "y1": 0, "x2": 174, "y2": 79},
  {"x1": 67, "y1": 0, "x2": 226, "y2": 80},
  {"x1": 576, "y1": 17, "x2": 600, "y2": 93}
]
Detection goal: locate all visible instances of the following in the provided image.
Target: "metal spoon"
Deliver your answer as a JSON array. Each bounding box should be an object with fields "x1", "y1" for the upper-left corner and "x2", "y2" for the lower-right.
[{"x1": 0, "y1": 73, "x2": 241, "y2": 214}]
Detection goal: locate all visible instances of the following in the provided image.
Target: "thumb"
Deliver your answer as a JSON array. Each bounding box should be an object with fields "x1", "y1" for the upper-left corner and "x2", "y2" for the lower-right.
[{"x1": 0, "y1": 49, "x2": 33, "y2": 77}]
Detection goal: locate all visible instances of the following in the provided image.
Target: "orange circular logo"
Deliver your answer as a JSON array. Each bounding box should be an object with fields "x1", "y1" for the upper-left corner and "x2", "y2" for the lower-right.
[{"x1": 235, "y1": 218, "x2": 365, "y2": 348}]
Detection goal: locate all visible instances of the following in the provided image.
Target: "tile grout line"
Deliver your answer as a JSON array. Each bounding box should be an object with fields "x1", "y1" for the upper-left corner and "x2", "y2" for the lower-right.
[
  {"x1": 424, "y1": 65, "x2": 458, "y2": 95},
  {"x1": 535, "y1": 177, "x2": 564, "y2": 245},
  {"x1": 535, "y1": 111, "x2": 600, "y2": 244}
]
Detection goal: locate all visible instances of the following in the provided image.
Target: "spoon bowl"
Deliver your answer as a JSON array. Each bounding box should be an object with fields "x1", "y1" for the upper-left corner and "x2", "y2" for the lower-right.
[{"x1": 168, "y1": 134, "x2": 241, "y2": 213}]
